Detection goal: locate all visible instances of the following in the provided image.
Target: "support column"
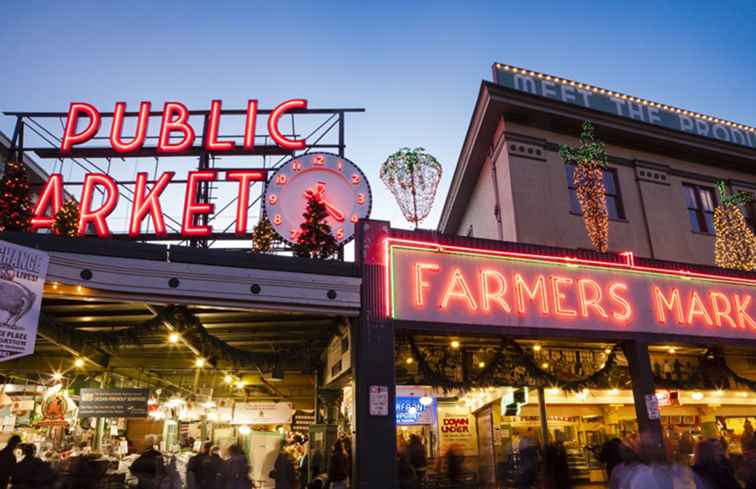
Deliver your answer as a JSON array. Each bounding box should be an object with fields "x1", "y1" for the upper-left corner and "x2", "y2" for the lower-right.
[
  {"x1": 622, "y1": 341, "x2": 664, "y2": 454},
  {"x1": 537, "y1": 387, "x2": 549, "y2": 445},
  {"x1": 354, "y1": 220, "x2": 397, "y2": 489}
]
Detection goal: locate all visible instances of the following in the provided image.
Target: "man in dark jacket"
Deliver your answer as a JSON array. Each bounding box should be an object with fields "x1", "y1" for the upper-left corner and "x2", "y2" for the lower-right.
[
  {"x1": 186, "y1": 442, "x2": 210, "y2": 489},
  {"x1": 130, "y1": 436, "x2": 164, "y2": 489},
  {"x1": 198, "y1": 446, "x2": 223, "y2": 489},
  {"x1": 11, "y1": 444, "x2": 56, "y2": 489},
  {"x1": 0, "y1": 435, "x2": 20, "y2": 489}
]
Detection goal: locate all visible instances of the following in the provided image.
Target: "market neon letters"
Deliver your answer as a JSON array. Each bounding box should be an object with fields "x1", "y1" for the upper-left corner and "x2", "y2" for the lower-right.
[
  {"x1": 390, "y1": 242, "x2": 756, "y2": 338},
  {"x1": 60, "y1": 99, "x2": 308, "y2": 153}
]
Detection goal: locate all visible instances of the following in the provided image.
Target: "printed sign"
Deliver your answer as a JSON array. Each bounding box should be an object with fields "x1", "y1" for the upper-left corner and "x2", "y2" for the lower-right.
[
  {"x1": 232, "y1": 401, "x2": 293, "y2": 425},
  {"x1": 645, "y1": 394, "x2": 661, "y2": 420},
  {"x1": 493, "y1": 64, "x2": 756, "y2": 150},
  {"x1": 292, "y1": 410, "x2": 316, "y2": 433},
  {"x1": 0, "y1": 240, "x2": 49, "y2": 361},
  {"x1": 369, "y1": 385, "x2": 389, "y2": 416},
  {"x1": 396, "y1": 397, "x2": 435, "y2": 425},
  {"x1": 386, "y1": 240, "x2": 756, "y2": 340},
  {"x1": 437, "y1": 403, "x2": 478, "y2": 457},
  {"x1": 79, "y1": 388, "x2": 149, "y2": 418}
]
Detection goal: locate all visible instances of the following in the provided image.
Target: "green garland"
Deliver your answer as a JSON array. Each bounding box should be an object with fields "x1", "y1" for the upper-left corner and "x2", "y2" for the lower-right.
[
  {"x1": 654, "y1": 348, "x2": 756, "y2": 392},
  {"x1": 404, "y1": 336, "x2": 621, "y2": 392}
]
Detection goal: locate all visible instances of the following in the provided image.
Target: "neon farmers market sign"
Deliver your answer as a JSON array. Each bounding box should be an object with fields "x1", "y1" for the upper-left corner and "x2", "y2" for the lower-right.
[
  {"x1": 26, "y1": 99, "x2": 372, "y2": 242},
  {"x1": 385, "y1": 239, "x2": 756, "y2": 339}
]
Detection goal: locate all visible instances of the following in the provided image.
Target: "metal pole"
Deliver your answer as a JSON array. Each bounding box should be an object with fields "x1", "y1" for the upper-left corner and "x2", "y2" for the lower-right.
[
  {"x1": 94, "y1": 370, "x2": 111, "y2": 451},
  {"x1": 537, "y1": 386, "x2": 549, "y2": 445}
]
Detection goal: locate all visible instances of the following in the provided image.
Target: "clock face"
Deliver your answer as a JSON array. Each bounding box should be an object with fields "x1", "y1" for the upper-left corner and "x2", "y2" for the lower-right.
[{"x1": 263, "y1": 152, "x2": 372, "y2": 245}]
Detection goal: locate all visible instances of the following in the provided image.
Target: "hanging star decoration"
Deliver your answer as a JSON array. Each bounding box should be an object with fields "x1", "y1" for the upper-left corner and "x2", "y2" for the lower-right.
[
  {"x1": 380, "y1": 147, "x2": 442, "y2": 228},
  {"x1": 53, "y1": 200, "x2": 80, "y2": 238},
  {"x1": 714, "y1": 181, "x2": 756, "y2": 271},
  {"x1": 251, "y1": 215, "x2": 275, "y2": 253},
  {"x1": 559, "y1": 121, "x2": 610, "y2": 252},
  {"x1": 0, "y1": 160, "x2": 33, "y2": 232}
]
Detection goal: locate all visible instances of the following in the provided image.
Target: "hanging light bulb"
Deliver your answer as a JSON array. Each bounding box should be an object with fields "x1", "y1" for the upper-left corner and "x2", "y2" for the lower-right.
[
  {"x1": 419, "y1": 396, "x2": 433, "y2": 406},
  {"x1": 168, "y1": 333, "x2": 180, "y2": 344},
  {"x1": 74, "y1": 358, "x2": 85, "y2": 368},
  {"x1": 52, "y1": 372, "x2": 63, "y2": 382},
  {"x1": 224, "y1": 375, "x2": 233, "y2": 384},
  {"x1": 195, "y1": 358, "x2": 206, "y2": 368},
  {"x1": 478, "y1": 361, "x2": 486, "y2": 368},
  {"x1": 450, "y1": 340, "x2": 460, "y2": 349},
  {"x1": 533, "y1": 344, "x2": 542, "y2": 352}
]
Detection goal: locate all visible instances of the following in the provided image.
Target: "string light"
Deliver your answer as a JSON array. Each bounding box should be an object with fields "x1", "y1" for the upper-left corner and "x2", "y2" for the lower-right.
[
  {"x1": 74, "y1": 358, "x2": 85, "y2": 368},
  {"x1": 195, "y1": 358, "x2": 206, "y2": 368},
  {"x1": 168, "y1": 333, "x2": 180, "y2": 344},
  {"x1": 714, "y1": 183, "x2": 756, "y2": 271},
  {"x1": 691, "y1": 392, "x2": 704, "y2": 401}
]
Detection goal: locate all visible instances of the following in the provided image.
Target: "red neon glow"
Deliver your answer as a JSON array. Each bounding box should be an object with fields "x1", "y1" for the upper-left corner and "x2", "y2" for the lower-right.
[
  {"x1": 480, "y1": 269, "x2": 511, "y2": 312},
  {"x1": 440, "y1": 268, "x2": 478, "y2": 310},
  {"x1": 382, "y1": 237, "x2": 756, "y2": 287},
  {"x1": 243, "y1": 100, "x2": 258, "y2": 150},
  {"x1": 710, "y1": 292, "x2": 737, "y2": 328},
  {"x1": 61, "y1": 103, "x2": 101, "y2": 154},
  {"x1": 78, "y1": 173, "x2": 119, "y2": 238},
  {"x1": 226, "y1": 170, "x2": 266, "y2": 235},
  {"x1": 734, "y1": 295, "x2": 756, "y2": 329},
  {"x1": 157, "y1": 102, "x2": 195, "y2": 154},
  {"x1": 129, "y1": 172, "x2": 174, "y2": 237},
  {"x1": 268, "y1": 99, "x2": 307, "y2": 150},
  {"x1": 181, "y1": 171, "x2": 217, "y2": 237},
  {"x1": 514, "y1": 273, "x2": 549, "y2": 315},
  {"x1": 205, "y1": 100, "x2": 236, "y2": 151},
  {"x1": 653, "y1": 287, "x2": 685, "y2": 324},
  {"x1": 304, "y1": 181, "x2": 345, "y2": 222},
  {"x1": 110, "y1": 101, "x2": 150, "y2": 153},
  {"x1": 608, "y1": 283, "x2": 632, "y2": 321},
  {"x1": 687, "y1": 291, "x2": 714, "y2": 326},
  {"x1": 414, "y1": 263, "x2": 440, "y2": 307},
  {"x1": 31, "y1": 173, "x2": 64, "y2": 231},
  {"x1": 577, "y1": 279, "x2": 608, "y2": 319},
  {"x1": 551, "y1": 276, "x2": 577, "y2": 317}
]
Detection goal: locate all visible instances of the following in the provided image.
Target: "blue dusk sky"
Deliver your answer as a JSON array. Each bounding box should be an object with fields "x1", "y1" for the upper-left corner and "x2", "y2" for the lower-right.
[{"x1": 1, "y1": 0, "x2": 754, "y2": 235}]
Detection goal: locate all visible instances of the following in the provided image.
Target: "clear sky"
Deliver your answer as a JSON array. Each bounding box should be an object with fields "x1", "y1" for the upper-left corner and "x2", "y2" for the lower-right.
[{"x1": 2, "y1": 0, "x2": 755, "y2": 234}]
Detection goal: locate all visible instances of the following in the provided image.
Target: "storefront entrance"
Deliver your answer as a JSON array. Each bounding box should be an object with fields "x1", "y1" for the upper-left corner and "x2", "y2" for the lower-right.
[{"x1": 352, "y1": 220, "x2": 756, "y2": 489}]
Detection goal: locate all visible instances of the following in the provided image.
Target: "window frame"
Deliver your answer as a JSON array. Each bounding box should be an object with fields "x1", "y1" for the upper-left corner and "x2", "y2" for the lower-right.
[
  {"x1": 682, "y1": 183, "x2": 717, "y2": 234},
  {"x1": 564, "y1": 163, "x2": 626, "y2": 221}
]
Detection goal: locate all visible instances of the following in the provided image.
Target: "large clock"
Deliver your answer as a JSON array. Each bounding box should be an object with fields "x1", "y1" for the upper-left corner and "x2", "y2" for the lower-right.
[{"x1": 263, "y1": 152, "x2": 372, "y2": 245}]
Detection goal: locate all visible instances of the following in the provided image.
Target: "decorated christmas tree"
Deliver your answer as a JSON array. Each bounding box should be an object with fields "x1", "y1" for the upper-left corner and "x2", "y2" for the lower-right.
[
  {"x1": 53, "y1": 200, "x2": 80, "y2": 238},
  {"x1": 559, "y1": 121, "x2": 610, "y2": 252},
  {"x1": 292, "y1": 194, "x2": 339, "y2": 259},
  {"x1": 0, "y1": 160, "x2": 33, "y2": 232},
  {"x1": 251, "y1": 215, "x2": 275, "y2": 253},
  {"x1": 714, "y1": 182, "x2": 756, "y2": 271}
]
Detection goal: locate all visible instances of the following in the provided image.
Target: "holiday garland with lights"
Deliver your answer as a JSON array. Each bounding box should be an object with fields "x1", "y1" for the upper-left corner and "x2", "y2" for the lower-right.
[
  {"x1": 53, "y1": 200, "x2": 80, "y2": 238},
  {"x1": 251, "y1": 215, "x2": 275, "y2": 252},
  {"x1": 713, "y1": 182, "x2": 756, "y2": 271},
  {"x1": 0, "y1": 160, "x2": 33, "y2": 232},
  {"x1": 559, "y1": 121, "x2": 610, "y2": 252},
  {"x1": 291, "y1": 193, "x2": 339, "y2": 259}
]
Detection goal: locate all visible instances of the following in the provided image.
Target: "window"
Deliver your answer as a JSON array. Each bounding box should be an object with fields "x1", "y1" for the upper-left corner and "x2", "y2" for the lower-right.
[
  {"x1": 682, "y1": 183, "x2": 717, "y2": 234},
  {"x1": 565, "y1": 164, "x2": 625, "y2": 220},
  {"x1": 738, "y1": 192, "x2": 756, "y2": 231}
]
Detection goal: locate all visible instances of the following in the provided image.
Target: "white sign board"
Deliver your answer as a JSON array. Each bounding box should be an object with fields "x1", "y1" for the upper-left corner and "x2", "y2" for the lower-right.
[
  {"x1": 645, "y1": 394, "x2": 661, "y2": 420},
  {"x1": 0, "y1": 240, "x2": 48, "y2": 361},
  {"x1": 369, "y1": 385, "x2": 388, "y2": 416},
  {"x1": 232, "y1": 402, "x2": 293, "y2": 425}
]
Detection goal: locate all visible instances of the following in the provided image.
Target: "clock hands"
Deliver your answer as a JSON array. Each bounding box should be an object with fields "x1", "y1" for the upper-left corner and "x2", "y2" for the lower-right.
[{"x1": 304, "y1": 181, "x2": 345, "y2": 222}]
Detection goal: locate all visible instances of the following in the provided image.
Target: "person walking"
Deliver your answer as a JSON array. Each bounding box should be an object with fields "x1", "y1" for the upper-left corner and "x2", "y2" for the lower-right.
[
  {"x1": 272, "y1": 444, "x2": 296, "y2": 489},
  {"x1": 130, "y1": 435, "x2": 164, "y2": 489},
  {"x1": 10, "y1": 444, "x2": 56, "y2": 489},
  {"x1": 407, "y1": 435, "x2": 427, "y2": 483},
  {"x1": 198, "y1": 446, "x2": 224, "y2": 489},
  {"x1": 222, "y1": 444, "x2": 252, "y2": 489},
  {"x1": 0, "y1": 435, "x2": 20, "y2": 489},
  {"x1": 327, "y1": 440, "x2": 349, "y2": 489},
  {"x1": 187, "y1": 442, "x2": 211, "y2": 489},
  {"x1": 692, "y1": 439, "x2": 742, "y2": 489}
]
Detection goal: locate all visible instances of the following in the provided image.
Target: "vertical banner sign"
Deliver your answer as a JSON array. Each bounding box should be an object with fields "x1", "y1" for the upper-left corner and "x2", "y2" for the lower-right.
[{"x1": 0, "y1": 240, "x2": 49, "y2": 361}]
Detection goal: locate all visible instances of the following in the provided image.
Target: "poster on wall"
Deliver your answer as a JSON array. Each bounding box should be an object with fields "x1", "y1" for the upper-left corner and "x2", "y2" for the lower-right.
[
  {"x1": 0, "y1": 240, "x2": 49, "y2": 362},
  {"x1": 232, "y1": 402, "x2": 294, "y2": 425},
  {"x1": 436, "y1": 403, "x2": 478, "y2": 457},
  {"x1": 396, "y1": 397, "x2": 436, "y2": 425}
]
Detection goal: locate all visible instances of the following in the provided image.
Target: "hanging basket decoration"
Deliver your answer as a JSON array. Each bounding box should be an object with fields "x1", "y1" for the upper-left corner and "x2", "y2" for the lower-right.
[
  {"x1": 559, "y1": 121, "x2": 610, "y2": 252},
  {"x1": 380, "y1": 147, "x2": 442, "y2": 228},
  {"x1": 714, "y1": 181, "x2": 756, "y2": 271}
]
